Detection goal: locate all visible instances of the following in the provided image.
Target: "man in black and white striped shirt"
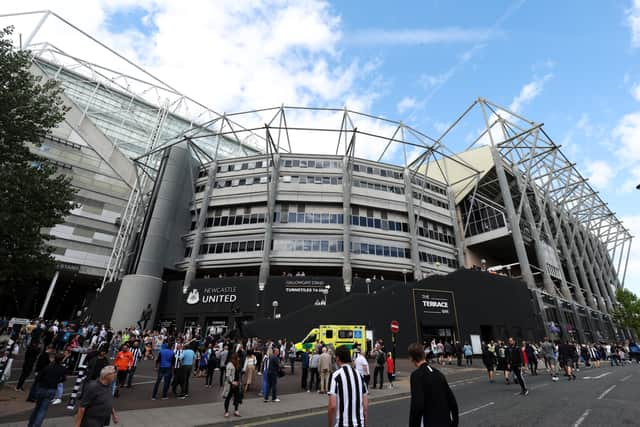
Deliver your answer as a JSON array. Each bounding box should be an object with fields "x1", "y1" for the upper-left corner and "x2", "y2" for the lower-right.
[
  {"x1": 126, "y1": 340, "x2": 143, "y2": 387},
  {"x1": 328, "y1": 346, "x2": 368, "y2": 427}
]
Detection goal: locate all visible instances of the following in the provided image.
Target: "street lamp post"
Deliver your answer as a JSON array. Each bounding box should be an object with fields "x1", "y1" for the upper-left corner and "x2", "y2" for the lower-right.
[
  {"x1": 272, "y1": 300, "x2": 279, "y2": 319},
  {"x1": 402, "y1": 269, "x2": 407, "y2": 286},
  {"x1": 365, "y1": 278, "x2": 371, "y2": 294},
  {"x1": 480, "y1": 259, "x2": 487, "y2": 271}
]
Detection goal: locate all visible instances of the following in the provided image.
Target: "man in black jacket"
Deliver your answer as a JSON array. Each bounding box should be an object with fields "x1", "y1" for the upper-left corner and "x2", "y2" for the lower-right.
[
  {"x1": 507, "y1": 337, "x2": 528, "y2": 395},
  {"x1": 408, "y1": 343, "x2": 458, "y2": 427},
  {"x1": 15, "y1": 341, "x2": 40, "y2": 391},
  {"x1": 27, "y1": 353, "x2": 67, "y2": 427}
]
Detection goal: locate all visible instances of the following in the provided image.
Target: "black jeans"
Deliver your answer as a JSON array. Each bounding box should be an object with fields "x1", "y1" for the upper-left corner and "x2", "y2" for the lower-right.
[
  {"x1": 126, "y1": 365, "x2": 137, "y2": 387},
  {"x1": 224, "y1": 384, "x2": 241, "y2": 412},
  {"x1": 172, "y1": 366, "x2": 184, "y2": 395},
  {"x1": 181, "y1": 365, "x2": 192, "y2": 395},
  {"x1": 373, "y1": 366, "x2": 384, "y2": 388},
  {"x1": 219, "y1": 366, "x2": 226, "y2": 387},
  {"x1": 205, "y1": 363, "x2": 216, "y2": 385},
  {"x1": 308, "y1": 368, "x2": 319, "y2": 391},
  {"x1": 301, "y1": 367, "x2": 308, "y2": 389},
  {"x1": 152, "y1": 367, "x2": 172, "y2": 398},
  {"x1": 16, "y1": 365, "x2": 34, "y2": 390},
  {"x1": 266, "y1": 374, "x2": 278, "y2": 400},
  {"x1": 512, "y1": 366, "x2": 526, "y2": 392}
]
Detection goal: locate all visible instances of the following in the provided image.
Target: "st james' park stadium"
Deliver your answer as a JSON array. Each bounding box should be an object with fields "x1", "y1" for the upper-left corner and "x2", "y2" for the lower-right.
[{"x1": 2, "y1": 11, "x2": 634, "y2": 353}]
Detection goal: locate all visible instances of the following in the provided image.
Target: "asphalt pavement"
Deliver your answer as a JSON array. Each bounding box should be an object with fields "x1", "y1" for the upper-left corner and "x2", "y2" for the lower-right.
[{"x1": 243, "y1": 364, "x2": 640, "y2": 427}]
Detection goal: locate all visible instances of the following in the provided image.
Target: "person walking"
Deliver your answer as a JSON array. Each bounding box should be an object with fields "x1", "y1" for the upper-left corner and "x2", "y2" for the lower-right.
[
  {"x1": 353, "y1": 348, "x2": 370, "y2": 387},
  {"x1": 126, "y1": 340, "x2": 143, "y2": 388},
  {"x1": 218, "y1": 344, "x2": 229, "y2": 387},
  {"x1": 327, "y1": 346, "x2": 368, "y2": 427},
  {"x1": 318, "y1": 347, "x2": 332, "y2": 394},
  {"x1": 372, "y1": 344, "x2": 385, "y2": 389},
  {"x1": 481, "y1": 343, "x2": 496, "y2": 383},
  {"x1": 27, "y1": 345, "x2": 55, "y2": 402},
  {"x1": 507, "y1": 337, "x2": 528, "y2": 395},
  {"x1": 454, "y1": 341, "x2": 463, "y2": 367},
  {"x1": 408, "y1": 343, "x2": 458, "y2": 427},
  {"x1": 75, "y1": 365, "x2": 119, "y2": 427},
  {"x1": 86, "y1": 344, "x2": 110, "y2": 381},
  {"x1": 204, "y1": 344, "x2": 217, "y2": 388},
  {"x1": 300, "y1": 349, "x2": 310, "y2": 391},
  {"x1": 386, "y1": 352, "x2": 395, "y2": 388},
  {"x1": 540, "y1": 337, "x2": 558, "y2": 381},
  {"x1": 178, "y1": 343, "x2": 195, "y2": 399},
  {"x1": 27, "y1": 353, "x2": 66, "y2": 427},
  {"x1": 308, "y1": 349, "x2": 320, "y2": 392},
  {"x1": 151, "y1": 343, "x2": 174, "y2": 400},
  {"x1": 171, "y1": 343, "x2": 184, "y2": 397},
  {"x1": 113, "y1": 344, "x2": 133, "y2": 397},
  {"x1": 288, "y1": 344, "x2": 296, "y2": 375},
  {"x1": 558, "y1": 340, "x2": 577, "y2": 380},
  {"x1": 525, "y1": 342, "x2": 538, "y2": 376},
  {"x1": 223, "y1": 352, "x2": 242, "y2": 418},
  {"x1": 15, "y1": 341, "x2": 40, "y2": 391},
  {"x1": 265, "y1": 348, "x2": 281, "y2": 402},
  {"x1": 243, "y1": 350, "x2": 257, "y2": 392},
  {"x1": 463, "y1": 343, "x2": 473, "y2": 367}
]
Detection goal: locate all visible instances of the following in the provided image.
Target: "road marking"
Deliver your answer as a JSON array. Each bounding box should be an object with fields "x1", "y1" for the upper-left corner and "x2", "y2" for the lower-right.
[
  {"x1": 512, "y1": 382, "x2": 549, "y2": 395},
  {"x1": 597, "y1": 385, "x2": 616, "y2": 400},
  {"x1": 460, "y1": 402, "x2": 495, "y2": 416},
  {"x1": 235, "y1": 395, "x2": 410, "y2": 426},
  {"x1": 573, "y1": 409, "x2": 591, "y2": 427},
  {"x1": 620, "y1": 374, "x2": 632, "y2": 382},
  {"x1": 582, "y1": 371, "x2": 612, "y2": 380}
]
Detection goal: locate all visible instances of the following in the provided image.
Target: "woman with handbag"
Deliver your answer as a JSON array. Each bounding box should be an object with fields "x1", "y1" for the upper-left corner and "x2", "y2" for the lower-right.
[{"x1": 222, "y1": 352, "x2": 242, "y2": 418}]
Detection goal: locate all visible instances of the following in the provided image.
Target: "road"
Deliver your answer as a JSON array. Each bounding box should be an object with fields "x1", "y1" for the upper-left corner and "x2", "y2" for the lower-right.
[{"x1": 239, "y1": 364, "x2": 640, "y2": 426}]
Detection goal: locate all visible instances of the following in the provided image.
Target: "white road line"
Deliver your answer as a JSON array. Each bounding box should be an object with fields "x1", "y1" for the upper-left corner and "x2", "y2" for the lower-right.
[
  {"x1": 573, "y1": 409, "x2": 591, "y2": 427},
  {"x1": 460, "y1": 401, "x2": 495, "y2": 416},
  {"x1": 620, "y1": 374, "x2": 632, "y2": 382},
  {"x1": 582, "y1": 371, "x2": 612, "y2": 380},
  {"x1": 597, "y1": 385, "x2": 616, "y2": 400}
]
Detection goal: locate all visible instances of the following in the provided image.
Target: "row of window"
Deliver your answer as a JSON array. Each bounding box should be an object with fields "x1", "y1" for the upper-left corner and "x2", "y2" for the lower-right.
[
  {"x1": 280, "y1": 175, "x2": 343, "y2": 185},
  {"x1": 274, "y1": 211, "x2": 344, "y2": 225},
  {"x1": 208, "y1": 176, "x2": 270, "y2": 191},
  {"x1": 410, "y1": 175, "x2": 447, "y2": 196},
  {"x1": 350, "y1": 242, "x2": 412, "y2": 259},
  {"x1": 352, "y1": 163, "x2": 403, "y2": 180},
  {"x1": 188, "y1": 239, "x2": 265, "y2": 257},
  {"x1": 349, "y1": 215, "x2": 409, "y2": 233},
  {"x1": 353, "y1": 179, "x2": 404, "y2": 195},
  {"x1": 412, "y1": 191, "x2": 450, "y2": 210},
  {"x1": 417, "y1": 226, "x2": 456, "y2": 245},
  {"x1": 419, "y1": 252, "x2": 459, "y2": 269},
  {"x1": 199, "y1": 160, "x2": 270, "y2": 177},
  {"x1": 280, "y1": 159, "x2": 343, "y2": 169},
  {"x1": 273, "y1": 239, "x2": 344, "y2": 253},
  {"x1": 190, "y1": 213, "x2": 268, "y2": 230}
]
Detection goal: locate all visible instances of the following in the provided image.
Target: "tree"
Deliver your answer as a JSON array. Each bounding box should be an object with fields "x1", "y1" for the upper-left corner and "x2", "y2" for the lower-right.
[
  {"x1": 612, "y1": 288, "x2": 640, "y2": 337},
  {"x1": 0, "y1": 26, "x2": 76, "y2": 304}
]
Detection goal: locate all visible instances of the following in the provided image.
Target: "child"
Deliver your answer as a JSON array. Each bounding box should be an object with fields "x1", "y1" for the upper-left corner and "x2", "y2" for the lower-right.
[{"x1": 386, "y1": 352, "x2": 395, "y2": 389}]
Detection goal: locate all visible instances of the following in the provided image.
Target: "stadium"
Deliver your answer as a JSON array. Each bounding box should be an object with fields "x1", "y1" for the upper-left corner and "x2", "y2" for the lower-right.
[{"x1": 3, "y1": 11, "x2": 633, "y2": 348}]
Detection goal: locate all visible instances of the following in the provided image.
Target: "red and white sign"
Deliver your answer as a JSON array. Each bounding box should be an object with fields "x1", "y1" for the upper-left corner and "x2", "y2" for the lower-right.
[{"x1": 390, "y1": 320, "x2": 399, "y2": 334}]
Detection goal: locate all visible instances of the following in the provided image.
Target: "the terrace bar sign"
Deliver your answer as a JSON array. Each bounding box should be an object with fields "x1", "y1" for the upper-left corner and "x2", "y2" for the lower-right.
[{"x1": 413, "y1": 289, "x2": 457, "y2": 325}]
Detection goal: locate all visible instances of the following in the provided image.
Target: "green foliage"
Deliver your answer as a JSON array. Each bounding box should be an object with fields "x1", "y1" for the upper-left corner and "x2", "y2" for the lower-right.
[
  {"x1": 0, "y1": 26, "x2": 76, "y2": 288},
  {"x1": 612, "y1": 288, "x2": 640, "y2": 336}
]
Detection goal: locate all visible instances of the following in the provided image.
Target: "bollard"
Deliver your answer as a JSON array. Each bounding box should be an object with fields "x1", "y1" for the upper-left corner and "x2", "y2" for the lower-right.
[
  {"x1": 66, "y1": 353, "x2": 88, "y2": 410},
  {"x1": 0, "y1": 340, "x2": 15, "y2": 385}
]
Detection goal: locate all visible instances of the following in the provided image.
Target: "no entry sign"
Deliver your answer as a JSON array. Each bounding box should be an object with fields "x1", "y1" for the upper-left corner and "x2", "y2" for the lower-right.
[{"x1": 390, "y1": 320, "x2": 399, "y2": 333}]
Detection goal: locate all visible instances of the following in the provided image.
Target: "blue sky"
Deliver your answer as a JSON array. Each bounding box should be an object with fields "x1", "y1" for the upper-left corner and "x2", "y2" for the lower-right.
[{"x1": 5, "y1": 0, "x2": 640, "y2": 293}]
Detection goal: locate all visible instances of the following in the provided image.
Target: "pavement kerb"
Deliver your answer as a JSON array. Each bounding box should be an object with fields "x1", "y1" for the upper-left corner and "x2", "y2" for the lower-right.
[{"x1": 197, "y1": 386, "x2": 411, "y2": 427}]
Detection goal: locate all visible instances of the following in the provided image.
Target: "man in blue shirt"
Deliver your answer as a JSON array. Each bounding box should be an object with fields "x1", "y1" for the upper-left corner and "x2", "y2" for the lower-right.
[
  {"x1": 152, "y1": 343, "x2": 174, "y2": 400},
  {"x1": 178, "y1": 344, "x2": 196, "y2": 399}
]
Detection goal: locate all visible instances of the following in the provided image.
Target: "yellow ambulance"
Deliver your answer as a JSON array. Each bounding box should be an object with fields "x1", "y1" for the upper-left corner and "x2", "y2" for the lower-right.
[{"x1": 294, "y1": 324, "x2": 367, "y2": 356}]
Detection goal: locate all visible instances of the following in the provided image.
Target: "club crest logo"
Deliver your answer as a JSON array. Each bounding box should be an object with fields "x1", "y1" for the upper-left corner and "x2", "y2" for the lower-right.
[{"x1": 186, "y1": 289, "x2": 200, "y2": 305}]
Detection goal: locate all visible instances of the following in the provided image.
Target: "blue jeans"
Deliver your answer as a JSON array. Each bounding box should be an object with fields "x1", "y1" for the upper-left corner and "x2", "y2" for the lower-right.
[
  {"x1": 54, "y1": 383, "x2": 63, "y2": 399},
  {"x1": 28, "y1": 387, "x2": 56, "y2": 427},
  {"x1": 265, "y1": 374, "x2": 278, "y2": 400},
  {"x1": 152, "y1": 367, "x2": 172, "y2": 398}
]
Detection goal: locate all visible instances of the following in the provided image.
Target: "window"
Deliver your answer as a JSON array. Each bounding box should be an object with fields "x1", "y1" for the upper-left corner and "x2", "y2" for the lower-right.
[
  {"x1": 325, "y1": 330, "x2": 333, "y2": 339},
  {"x1": 338, "y1": 330, "x2": 353, "y2": 339},
  {"x1": 304, "y1": 333, "x2": 317, "y2": 344}
]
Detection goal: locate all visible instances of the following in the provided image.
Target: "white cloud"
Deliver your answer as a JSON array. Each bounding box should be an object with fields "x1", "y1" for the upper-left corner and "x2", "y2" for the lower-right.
[
  {"x1": 584, "y1": 160, "x2": 616, "y2": 188},
  {"x1": 396, "y1": 96, "x2": 417, "y2": 114},
  {"x1": 613, "y1": 112, "x2": 640, "y2": 163},
  {"x1": 631, "y1": 82, "x2": 640, "y2": 101},
  {"x1": 508, "y1": 73, "x2": 553, "y2": 113},
  {"x1": 349, "y1": 27, "x2": 497, "y2": 46},
  {"x1": 418, "y1": 72, "x2": 450, "y2": 90},
  {"x1": 627, "y1": 0, "x2": 640, "y2": 48}
]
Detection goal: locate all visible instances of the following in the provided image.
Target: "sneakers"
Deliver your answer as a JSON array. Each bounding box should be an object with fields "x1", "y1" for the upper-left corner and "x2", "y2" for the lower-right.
[
  {"x1": 273, "y1": 398, "x2": 281, "y2": 402},
  {"x1": 51, "y1": 398, "x2": 62, "y2": 405},
  {"x1": 264, "y1": 399, "x2": 269, "y2": 403},
  {"x1": 151, "y1": 397, "x2": 157, "y2": 400},
  {"x1": 161, "y1": 397, "x2": 168, "y2": 400},
  {"x1": 522, "y1": 389, "x2": 529, "y2": 396}
]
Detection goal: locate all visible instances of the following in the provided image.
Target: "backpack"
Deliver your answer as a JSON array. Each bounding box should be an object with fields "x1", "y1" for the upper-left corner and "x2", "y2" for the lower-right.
[{"x1": 376, "y1": 351, "x2": 385, "y2": 366}]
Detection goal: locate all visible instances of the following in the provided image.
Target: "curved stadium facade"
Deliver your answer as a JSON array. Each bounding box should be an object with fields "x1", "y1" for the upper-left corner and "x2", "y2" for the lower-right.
[{"x1": 4, "y1": 11, "x2": 633, "y2": 347}]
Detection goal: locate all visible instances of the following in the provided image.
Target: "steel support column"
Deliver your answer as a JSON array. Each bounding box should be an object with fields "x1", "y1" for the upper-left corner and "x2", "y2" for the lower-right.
[
  {"x1": 258, "y1": 154, "x2": 280, "y2": 289},
  {"x1": 404, "y1": 169, "x2": 423, "y2": 280},
  {"x1": 183, "y1": 160, "x2": 218, "y2": 292},
  {"x1": 342, "y1": 155, "x2": 353, "y2": 291}
]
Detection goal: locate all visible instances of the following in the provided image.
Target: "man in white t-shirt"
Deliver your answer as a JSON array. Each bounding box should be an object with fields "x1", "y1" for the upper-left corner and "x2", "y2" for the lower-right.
[{"x1": 353, "y1": 348, "x2": 370, "y2": 387}]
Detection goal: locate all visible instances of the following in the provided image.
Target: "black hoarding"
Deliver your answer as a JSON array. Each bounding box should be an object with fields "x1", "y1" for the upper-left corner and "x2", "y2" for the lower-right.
[{"x1": 264, "y1": 276, "x2": 346, "y2": 316}]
